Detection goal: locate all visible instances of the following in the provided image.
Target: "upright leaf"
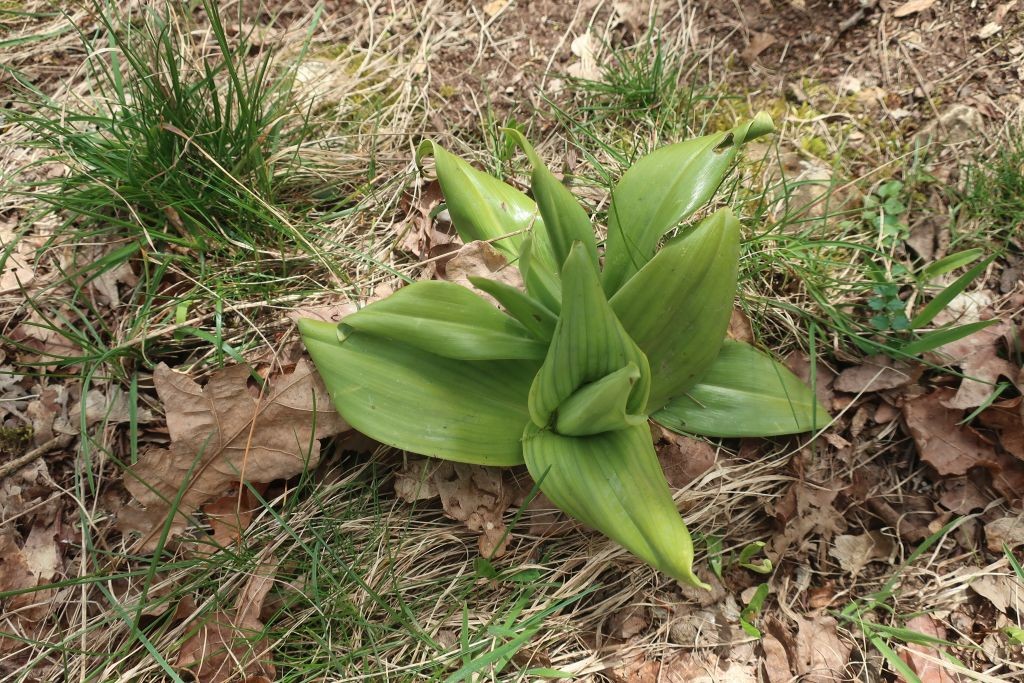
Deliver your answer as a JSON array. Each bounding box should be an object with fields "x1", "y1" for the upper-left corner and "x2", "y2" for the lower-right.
[
  {"x1": 523, "y1": 421, "x2": 708, "y2": 588},
  {"x1": 611, "y1": 208, "x2": 739, "y2": 411},
  {"x1": 601, "y1": 113, "x2": 774, "y2": 294},
  {"x1": 528, "y1": 243, "x2": 650, "y2": 428},
  {"x1": 341, "y1": 280, "x2": 547, "y2": 360},
  {"x1": 653, "y1": 340, "x2": 830, "y2": 437},
  {"x1": 299, "y1": 319, "x2": 536, "y2": 466},
  {"x1": 505, "y1": 129, "x2": 599, "y2": 271},
  {"x1": 468, "y1": 275, "x2": 557, "y2": 341},
  {"x1": 417, "y1": 140, "x2": 536, "y2": 259},
  {"x1": 554, "y1": 363, "x2": 647, "y2": 436}
]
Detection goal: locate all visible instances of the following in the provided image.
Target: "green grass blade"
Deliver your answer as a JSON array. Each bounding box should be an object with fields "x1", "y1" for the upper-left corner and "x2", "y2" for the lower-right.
[
  {"x1": 900, "y1": 319, "x2": 998, "y2": 356},
  {"x1": 910, "y1": 256, "x2": 994, "y2": 328}
]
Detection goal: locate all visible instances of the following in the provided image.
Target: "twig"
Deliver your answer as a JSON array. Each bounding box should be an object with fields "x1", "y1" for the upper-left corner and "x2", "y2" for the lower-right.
[{"x1": 0, "y1": 434, "x2": 73, "y2": 479}]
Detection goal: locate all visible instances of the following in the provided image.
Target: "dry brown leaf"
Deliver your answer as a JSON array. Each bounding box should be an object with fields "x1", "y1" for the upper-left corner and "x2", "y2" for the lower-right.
[
  {"x1": 985, "y1": 516, "x2": 1024, "y2": 552},
  {"x1": 607, "y1": 605, "x2": 649, "y2": 640},
  {"x1": 978, "y1": 398, "x2": 1024, "y2": 461},
  {"x1": 785, "y1": 350, "x2": 836, "y2": 410},
  {"x1": 970, "y1": 573, "x2": 1024, "y2": 614},
  {"x1": 176, "y1": 560, "x2": 277, "y2": 683},
  {"x1": 727, "y1": 307, "x2": 754, "y2": 343},
  {"x1": 793, "y1": 615, "x2": 851, "y2": 683},
  {"x1": 483, "y1": 0, "x2": 510, "y2": 17},
  {"x1": 9, "y1": 311, "x2": 81, "y2": 369},
  {"x1": 399, "y1": 180, "x2": 452, "y2": 259},
  {"x1": 829, "y1": 531, "x2": 896, "y2": 577},
  {"x1": 523, "y1": 491, "x2": 580, "y2": 538},
  {"x1": 72, "y1": 386, "x2": 152, "y2": 426},
  {"x1": 893, "y1": 0, "x2": 937, "y2": 18},
  {"x1": 442, "y1": 240, "x2": 524, "y2": 294},
  {"x1": 741, "y1": 31, "x2": 776, "y2": 63},
  {"x1": 203, "y1": 485, "x2": 267, "y2": 549},
  {"x1": 899, "y1": 616, "x2": 959, "y2": 683},
  {"x1": 903, "y1": 388, "x2": 1024, "y2": 502},
  {"x1": 119, "y1": 360, "x2": 347, "y2": 550},
  {"x1": 834, "y1": 355, "x2": 922, "y2": 394},
  {"x1": 74, "y1": 244, "x2": 138, "y2": 307},
  {"x1": 0, "y1": 216, "x2": 35, "y2": 295},
  {"x1": 771, "y1": 481, "x2": 846, "y2": 557},
  {"x1": 394, "y1": 458, "x2": 513, "y2": 557},
  {"x1": 285, "y1": 300, "x2": 357, "y2": 325},
  {"x1": 931, "y1": 322, "x2": 1019, "y2": 409},
  {"x1": 609, "y1": 651, "x2": 755, "y2": 683},
  {"x1": 938, "y1": 477, "x2": 990, "y2": 514},
  {"x1": 656, "y1": 427, "x2": 717, "y2": 489},
  {"x1": 761, "y1": 631, "x2": 793, "y2": 683}
]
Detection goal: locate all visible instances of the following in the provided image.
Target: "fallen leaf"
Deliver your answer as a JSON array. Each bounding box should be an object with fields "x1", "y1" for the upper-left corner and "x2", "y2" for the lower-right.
[
  {"x1": 286, "y1": 300, "x2": 357, "y2": 325},
  {"x1": 203, "y1": 485, "x2": 268, "y2": 549},
  {"x1": 483, "y1": 0, "x2": 510, "y2": 17},
  {"x1": 893, "y1": 0, "x2": 937, "y2": 18},
  {"x1": 970, "y1": 573, "x2": 1024, "y2": 614},
  {"x1": 608, "y1": 605, "x2": 650, "y2": 640},
  {"x1": 9, "y1": 311, "x2": 81, "y2": 369},
  {"x1": 443, "y1": 240, "x2": 524, "y2": 294},
  {"x1": 938, "y1": 477, "x2": 990, "y2": 514},
  {"x1": 830, "y1": 531, "x2": 896, "y2": 577},
  {"x1": 771, "y1": 480, "x2": 846, "y2": 557},
  {"x1": 727, "y1": 307, "x2": 754, "y2": 343},
  {"x1": 793, "y1": 615, "x2": 851, "y2": 683},
  {"x1": 394, "y1": 458, "x2": 513, "y2": 557},
  {"x1": 784, "y1": 350, "x2": 836, "y2": 410},
  {"x1": 760, "y1": 630, "x2": 794, "y2": 683},
  {"x1": 0, "y1": 216, "x2": 35, "y2": 295},
  {"x1": 398, "y1": 180, "x2": 452, "y2": 259},
  {"x1": 176, "y1": 560, "x2": 277, "y2": 683},
  {"x1": 119, "y1": 360, "x2": 347, "y2": 550},
  {"x1": 741, "y1": 31, "x2": 776, "y2": 63},
  {"x1": 903, "y1": 388, "x2": 1024, "y2": 502},
  {"x1": 976, "y1": 22, "x2": 1002, "y2": 39},
  {"x1": 523, "y1": 491, "x2": 580, "y2": 537},
  {"x1": 977, "y1": 398, "x2": 1024, "y2": 461},
  {"x1": 656, "y1": 427, "x2": 717, "y2": 489},
  {"x1": 609, "y1": 651, "x2": 755, "y2": 683},
  {"x1": 899, "y1": 615, "x2": 958, "y2": 683},
  {"x1": 71, "y1": 386, "x2": 153, "y2": 426},
  {"x1": 985, "y1": 515, "x2": 1024, "y2": 552},
  {"x1": 567, "y1": 33, "x2": 599, "y2": 80},
  {"x1": 834, "y1": 355, "x2": 922, "y2": 393},
  {"x1": 931, "y1": 322, "x2": 1019, "y2": 409},
  {"x1": 74, "y1": 244, "x2": 138, "y2": 307}
]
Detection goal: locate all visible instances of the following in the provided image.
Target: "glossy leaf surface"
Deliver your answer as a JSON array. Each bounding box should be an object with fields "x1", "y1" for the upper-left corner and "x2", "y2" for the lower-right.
[
  {"x1": 523, "y1": 421, "x2": 708, "y2": 588},
  {"x1": 653, "y1": 340, "x2": 829, "y2": 437},
  {"x1": 602, "y1": 113, "x2": 773, "y2": 294},
  {"x1": 342, "y1": 280, "x2": 546, "y2": 360},
  {"x1": 611, "y1": 208, "x2": 739, "y2": 411},
  {"x1": 529, "y1": 243, "x2": 650, "y2": 428},
  {"x1": 299, "y1": 319, "x2": 535, "y2": 466}
]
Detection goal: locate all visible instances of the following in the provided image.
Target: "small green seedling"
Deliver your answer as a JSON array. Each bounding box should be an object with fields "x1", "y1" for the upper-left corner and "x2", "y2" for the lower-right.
[
  {"x1": 705, "y1": 537, "x2": 772, "y2": 579},
  {"x1": 739, "y1": 584, "x2": 770, "y2": 639},
  {"x1": 863, "y1": 180, "x2": 909, "y2": 249},
  {"x1": 300, "y1": 115, "x2": 829, "y2": 587}
]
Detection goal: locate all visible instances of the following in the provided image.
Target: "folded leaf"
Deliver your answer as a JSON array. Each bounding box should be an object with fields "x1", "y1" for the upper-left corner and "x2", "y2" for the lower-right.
[
  {"x1": 505, "y1": 129, "x2": 599, "y2": 272},
  {"x1": 611, "y1": 208, "x2": 739, "y2": 411},
  {"x1": 468, "y1": 275, "x2": 556, "y2": 341},
  {"x1": 518, "y1": 235, "x2": 563, "y2": 314},
  {"x1": 523, "y1": 421, "x2": 708, "y2": 588},
  {"x1": 555, "y1": 363, "x2": 647, "y2": 436},
  {"x1": 299, "y1": 319, "x2": 536, "y2": 466},
  {"x1": 601, "y1": 113, "x2": 774, "y2": 295},
  {"x1": 342, "y1": 281, "x2": 546, "y2": 360},
  {"x1": 417, "y1": 140, "x2": 535, "y2": 259},
  {"x1": 653, "y1": 340, "x2": 830, "y2": 437},
  {"x1": 529, "y1": 243, "x2": 650, "y2": 428}
]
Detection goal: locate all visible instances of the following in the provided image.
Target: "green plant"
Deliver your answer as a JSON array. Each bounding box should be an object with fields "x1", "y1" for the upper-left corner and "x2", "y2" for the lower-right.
[
  {"x1": 299, "y1": 114, "x2": 829, "y2": 588},
  {"x1": 862, "y1": 179, "x2": 909, "y2": 249}
]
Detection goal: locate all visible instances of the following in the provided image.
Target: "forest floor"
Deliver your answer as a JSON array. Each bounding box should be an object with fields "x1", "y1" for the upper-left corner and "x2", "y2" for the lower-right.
[{"x1": 1, "y1": 0, "x2": 1024, "y2": 681}]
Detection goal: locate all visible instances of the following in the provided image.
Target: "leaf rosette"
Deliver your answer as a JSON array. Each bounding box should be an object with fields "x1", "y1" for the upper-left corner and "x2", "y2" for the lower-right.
[{"x1": 299, "y1": 113, "x2": 830, "y2": 587}]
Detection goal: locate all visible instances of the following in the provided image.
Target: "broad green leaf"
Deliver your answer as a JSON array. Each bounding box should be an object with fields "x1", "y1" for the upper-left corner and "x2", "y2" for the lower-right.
[
  {"x1": 601, "y1": 113, "x2": 774, "y2": 295},
  {"x1": 468, "y1": 275, "x2": 556, "y2": 341},
  {"x1": 518, "y1": 236, "x2": 562, "y2": 313},
  {"x1": 611, "y1": 208, "x2": 739, "y2": 411},
  {"x1": 900, "y1": 319, "x2": 997, "y2": 356},
  {"x1": 555, "y1": 363, "x2": 647, "y2": 436},
  {"x1": 505, "y1": 129, "x2": 599, "y2": 271},
  {"x1": 417, "y1": 140, "x2": 535, "y2": 259},
  {"x1": 298, "y1": 319, "x2": 535, "y2": 466},
  {"x1": 653, "y1": 340, "x2": 830, "y2": 437},
  {"x1": 529, "y1": 243, "x2": 650, "y2": 428},
  {"x1": 342, "y1": 280, "x2": 546, "y2": 360},
  {"x1": 910, "y1": 256, "x2": 994, "y2": 328},
  {"x1": 522, "y1": 421, "x2": 708, "y2": 588}
]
